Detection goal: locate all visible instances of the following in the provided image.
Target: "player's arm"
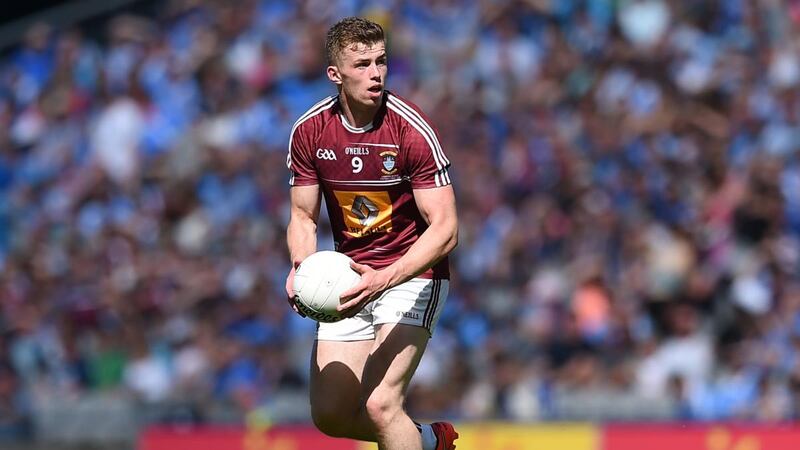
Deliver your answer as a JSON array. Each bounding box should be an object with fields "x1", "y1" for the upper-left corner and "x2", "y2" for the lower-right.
[
  {"x1": 285, "y1": 185, "x2": 321, "y2": 313},
  {"x1": 338, "y1": 185, "x2": 458, "y2": 317},
  {"x1": 287, "y1": 184, "x2": 321, "y2": 265},
  {"x1": 380, "y1": 185, "x2": 457, "y2": 284},
  {"x1": 285, "y1": 114, "x2": 322, "y2": 312}
]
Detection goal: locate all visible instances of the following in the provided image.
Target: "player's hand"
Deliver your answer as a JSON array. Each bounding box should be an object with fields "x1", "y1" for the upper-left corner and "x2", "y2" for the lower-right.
[
  {"x1": 285, "y1": 265, "x2": 306, "y2": 317},
  {"x1": 337, "y1": 261, "x2": 389, "y2": 318}
]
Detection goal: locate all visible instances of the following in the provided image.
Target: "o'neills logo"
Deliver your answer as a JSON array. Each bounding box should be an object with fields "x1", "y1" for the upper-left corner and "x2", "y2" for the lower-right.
[{"x1": 381, "y1": 150, "x2": 397, "y2": 174}]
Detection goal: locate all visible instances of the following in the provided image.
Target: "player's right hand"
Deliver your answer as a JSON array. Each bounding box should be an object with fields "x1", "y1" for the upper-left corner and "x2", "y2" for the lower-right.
[
  {"x1": 337, "y1": 261, "x2": 388, "y2": 318},
  {"x1": 285, "y1": 265, "x2": 306, "y2": 317}
]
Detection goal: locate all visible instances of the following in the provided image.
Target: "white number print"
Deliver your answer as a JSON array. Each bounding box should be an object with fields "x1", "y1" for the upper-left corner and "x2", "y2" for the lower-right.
[{"x1": 351, "y1": 156, "x2": 363, "y2": 173}]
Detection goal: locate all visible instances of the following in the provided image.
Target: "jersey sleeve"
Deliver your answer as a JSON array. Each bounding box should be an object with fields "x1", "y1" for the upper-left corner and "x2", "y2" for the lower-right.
[
  {"x1": 403, "y1": 118, "x2": 452, "y2": 189},
  {"x1": 287, "y1": 121, "x2": 318, "y2": 186}
]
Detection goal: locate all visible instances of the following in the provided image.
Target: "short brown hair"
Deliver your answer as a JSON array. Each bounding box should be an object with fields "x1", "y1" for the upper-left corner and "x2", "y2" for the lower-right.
[{"x1": 325, "y1": 17, "x2": 385, "y2": 65}]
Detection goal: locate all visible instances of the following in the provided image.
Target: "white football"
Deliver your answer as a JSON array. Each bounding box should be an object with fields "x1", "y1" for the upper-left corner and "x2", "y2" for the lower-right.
[{"x1": 293, "y1": 251, "x2": 361, "y2": 322}]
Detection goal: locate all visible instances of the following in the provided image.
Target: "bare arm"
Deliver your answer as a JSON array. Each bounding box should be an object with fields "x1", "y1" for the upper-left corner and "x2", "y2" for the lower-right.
[
  {"x1": 285, "y1": 185, "x2": 321, "y2": 311},
  {"x1": 382, "y1": 185, "x2": 458, "y2": 286},
  {"x1": 287, "y1": 184, "x2": 322, "y2": 266},
  {"x1": 338, "y1": 185, "x2": 458, "y2": 316}
]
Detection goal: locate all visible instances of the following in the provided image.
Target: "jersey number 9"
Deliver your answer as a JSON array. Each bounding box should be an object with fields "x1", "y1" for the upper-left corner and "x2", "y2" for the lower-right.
[{"x1": 351, "y1": 157, "x2": 363, "y2": 173}]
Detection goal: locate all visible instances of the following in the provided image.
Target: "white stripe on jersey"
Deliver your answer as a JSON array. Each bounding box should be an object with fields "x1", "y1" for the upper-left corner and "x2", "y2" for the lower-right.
[
  {"x1": 287, "y1": 96, "x2": 337, "y2": 172},
  {"x1": 352, "y1": 142, "x2": 400, "y2": 148},
  {"x1": 436, "y1": 168, "x2": 450, "y2": 185},
  {"x1": 320, "y1": 177, "x2": 404, "y2": 186},
  {"x1": 386, "y1": 98, "x2": 444, "y2": 170},
  {"x1": 387, "y1": 94, "x2": 450, "y2": 167},
  {"x1": 387, "y1": 101, "x2": 449, "y2": 187}
]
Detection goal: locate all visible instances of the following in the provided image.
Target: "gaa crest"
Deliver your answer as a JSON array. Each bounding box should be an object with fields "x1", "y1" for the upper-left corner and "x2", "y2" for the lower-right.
[{"x1": 381, "y1": 151, "x2": 398, "y2": 174}]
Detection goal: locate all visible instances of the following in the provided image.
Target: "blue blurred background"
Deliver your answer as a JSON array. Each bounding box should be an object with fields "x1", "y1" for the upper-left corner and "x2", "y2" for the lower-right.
[{"x1": 1, "y1": 0, "x2": 800, "y2": 447}]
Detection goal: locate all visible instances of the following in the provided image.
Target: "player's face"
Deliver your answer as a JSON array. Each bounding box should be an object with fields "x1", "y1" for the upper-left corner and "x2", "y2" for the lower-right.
[{"x1": 328, "y1": 41, "x2": 387, "y2": 107}]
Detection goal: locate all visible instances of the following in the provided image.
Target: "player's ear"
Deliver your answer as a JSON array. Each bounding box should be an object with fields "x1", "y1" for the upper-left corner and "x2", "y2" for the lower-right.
[{"x1": 327, "y1": 65, "x2": 342, "y2": 85}]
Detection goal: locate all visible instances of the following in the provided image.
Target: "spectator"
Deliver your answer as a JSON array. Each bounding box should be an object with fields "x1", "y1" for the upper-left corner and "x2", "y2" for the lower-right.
[{"x1": 2, "y1": 0, "x2": 800, "y2": 428}]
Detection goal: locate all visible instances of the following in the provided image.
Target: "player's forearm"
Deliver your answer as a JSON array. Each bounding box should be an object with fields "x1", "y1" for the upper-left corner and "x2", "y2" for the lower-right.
[
  {"x1": 287, "y1": 217, "x2": 318, "y2": 266},
  {"x1": 382, "y1": 219, "x2": 458, "y2": 288}
]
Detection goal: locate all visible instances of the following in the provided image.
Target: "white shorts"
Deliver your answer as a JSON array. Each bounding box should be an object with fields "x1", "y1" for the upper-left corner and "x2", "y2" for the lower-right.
[{"x1": 316, "y1": 278, "x2": 449, "y2": 341}]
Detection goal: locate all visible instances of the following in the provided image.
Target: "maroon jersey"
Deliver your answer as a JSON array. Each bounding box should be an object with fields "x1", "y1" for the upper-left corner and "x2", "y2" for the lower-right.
[{"x1": 287, "y1": 91, "x2": 451, "y2": 279}]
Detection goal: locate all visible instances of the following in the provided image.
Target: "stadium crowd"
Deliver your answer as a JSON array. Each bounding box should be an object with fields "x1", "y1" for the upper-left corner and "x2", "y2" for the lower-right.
[{"x1": 3, "y1": 0, "x2": 800, "y2": 438}]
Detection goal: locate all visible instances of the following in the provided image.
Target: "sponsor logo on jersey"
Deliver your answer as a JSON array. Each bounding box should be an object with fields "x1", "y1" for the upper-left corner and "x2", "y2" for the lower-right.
[
  {"x1": 316, "y1": 148, "x2": 337, "y2": 160},
  {"x1": 352, "y1": 195, "x2": 379, "y2": 226},
  {"x1": 333, "y1": 190, "x2": 393, "y2": 238},
  {"x1": 381, "y1": 151, "x2": 398, "y2": 174}
]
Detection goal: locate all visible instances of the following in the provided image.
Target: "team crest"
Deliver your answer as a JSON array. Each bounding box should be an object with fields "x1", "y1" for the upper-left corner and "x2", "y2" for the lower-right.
[{"x1": 381, "y1": 151, "x2": 398, "y2": 174}]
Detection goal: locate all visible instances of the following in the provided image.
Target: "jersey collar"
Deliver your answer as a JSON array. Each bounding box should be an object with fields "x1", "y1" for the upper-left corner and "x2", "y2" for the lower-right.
[{"x1": 339, "y1": 114, "x2": 374, "y2": 133}]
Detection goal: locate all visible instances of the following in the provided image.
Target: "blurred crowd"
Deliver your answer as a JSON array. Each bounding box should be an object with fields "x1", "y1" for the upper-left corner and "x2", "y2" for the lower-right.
[{"x1": 3, "y1": 0, "x2": 800, "y2": 438}]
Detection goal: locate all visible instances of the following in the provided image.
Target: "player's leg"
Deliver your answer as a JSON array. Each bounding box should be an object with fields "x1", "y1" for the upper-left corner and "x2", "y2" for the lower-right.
[
  {"x1": 361, "y1": 322, "x2": 430, "y2": 450},
  {"x1": 358, "y1": 278, "x2": 455, "y2": 450},
  {"x1": 310, "y1": 339, "x2": 375, "y2": 440},
  {"x1": 311, "y1": 279, "x2": 456, "y2": 449},
  {"x1": 312, "y1": 333, "x2": 453, "y2": 449}
]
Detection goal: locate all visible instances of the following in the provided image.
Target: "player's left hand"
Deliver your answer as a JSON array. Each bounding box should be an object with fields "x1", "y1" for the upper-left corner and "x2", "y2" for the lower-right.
[{"x1": 337, "y1": 261, "x2": 390, "y2": 318}]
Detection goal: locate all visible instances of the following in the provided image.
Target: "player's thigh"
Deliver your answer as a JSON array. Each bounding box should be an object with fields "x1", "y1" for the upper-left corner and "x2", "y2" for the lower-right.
[
  {"x1": 361, "y1": 323, "x2": 430, "y2": 406},
  {"x1": 310, "y1": 339, "x2": 373, "y2": 414}
]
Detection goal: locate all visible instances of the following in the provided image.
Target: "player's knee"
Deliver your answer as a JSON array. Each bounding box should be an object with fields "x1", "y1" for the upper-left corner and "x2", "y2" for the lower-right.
[
  {"x1": 311, "y1": 403, "x2": 350, "y2": 437},
  {"x1": 364, "y1": 390, "x2": 403, "y2": 431}
]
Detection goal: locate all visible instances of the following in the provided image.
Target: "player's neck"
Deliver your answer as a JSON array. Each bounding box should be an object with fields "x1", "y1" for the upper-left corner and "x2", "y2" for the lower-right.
[{"x1": 339, "y1": 94, "x2": 379, "y2": 129}]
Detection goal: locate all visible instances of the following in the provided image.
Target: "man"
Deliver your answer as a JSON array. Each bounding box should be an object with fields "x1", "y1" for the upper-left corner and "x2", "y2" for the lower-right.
[{"x1": 285, "y1": 16, "x2": 459, "y2": 450}]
